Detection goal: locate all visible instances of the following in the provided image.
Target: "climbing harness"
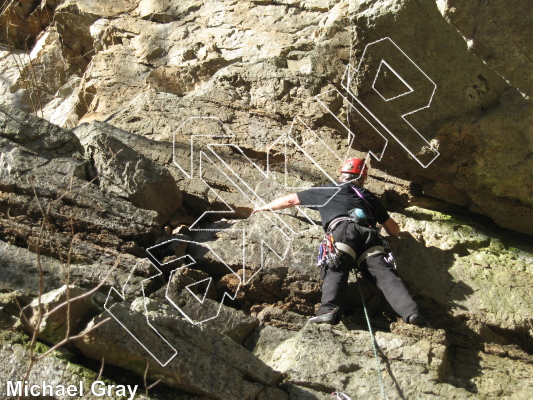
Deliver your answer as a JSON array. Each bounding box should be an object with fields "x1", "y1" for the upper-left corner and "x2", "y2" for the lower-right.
[
  {"x1": 356, "y1": 245, "x2": 385, "y2": 267},
  {"x1": 350, "y1": 184, "x2": 397, "y2": 269},
  {"x1": 317, "y1": 217, "x2": 358, "y2": 269}
]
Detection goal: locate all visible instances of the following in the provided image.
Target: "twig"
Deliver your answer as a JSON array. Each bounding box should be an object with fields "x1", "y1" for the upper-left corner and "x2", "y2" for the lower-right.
[
  {"x1": 1, "y1": 1, "x2": 16, "y2": 44},
  {"x1": 147, "y1": 380, "x2": 162, "y2": 391},
  {"x1": 35, "y1": 317, "x2": 111, "y2": 360},
  {"x1": 17, "y1": 217, "x2": 46, "y2": 400},
  {"x1": 43, "y1": 254, "x2": 122, "y2": 319},
  {"x1": 25, "y1": 48, "x2": 44, "y2": 118},
  {"x1": 14, "y1": 296, "x2": 32, "y2": 328},
  {"x1": 97, "y1": 357, "x2": 105, "y2": 381},
  {"x1": 143, "y1": 361, "x2": 150, "y2": 397},
  {"x1": 19, "y1": 176, "x2": 122, "y2": 392},
  {"x1": 55, "y1": 174, "x2": 98, "y2": 202},
  {"x1": 143, "y1": 361, "x2": 162, "y2": 397}
]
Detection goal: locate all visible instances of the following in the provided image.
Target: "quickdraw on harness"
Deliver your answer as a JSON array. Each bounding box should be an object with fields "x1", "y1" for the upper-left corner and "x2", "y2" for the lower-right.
[
  {"x1": 317, "y1": 217, "x2": 355, "y2": 269},
  {"x1": 383, "y1": 241, "x2": 397, "y2": 269},
  {"x1": 317, "y1": 232, "x2": 339, "y2": 269}
]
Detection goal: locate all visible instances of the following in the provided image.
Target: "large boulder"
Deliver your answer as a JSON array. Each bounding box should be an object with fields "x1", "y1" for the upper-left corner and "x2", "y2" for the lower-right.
[
  {"x1": 142, "y1": 294, "x2": 259, "y2": 344},
  {"x1": 0, "y1": 329, "x2": 200, "y2": 399},
  {"x1": 74, "y1": 121, "x2": 182, "y2": 225},
  {"x1": 251, "y1": 322, "x2": 455, "y2": 398},
  {"x1": 392, "y1": 207, "x2": 533, "y2": 346},
  {"x1": 249, "y1": 321, "x2": 533, "y2": 399},
  {"x1": 0, "y1": 105, "x2": 160, "y2": 260}
]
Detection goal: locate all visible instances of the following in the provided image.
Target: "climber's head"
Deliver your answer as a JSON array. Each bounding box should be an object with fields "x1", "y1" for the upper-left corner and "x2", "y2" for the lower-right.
[{"x1": 339, "y1": 158, "x2": 368, "y2": 185}]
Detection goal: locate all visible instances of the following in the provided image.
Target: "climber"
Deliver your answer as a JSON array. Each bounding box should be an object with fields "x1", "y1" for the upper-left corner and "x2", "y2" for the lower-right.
[{"x1": 251, "y1": 157, "x2": 422, "y2": 325}]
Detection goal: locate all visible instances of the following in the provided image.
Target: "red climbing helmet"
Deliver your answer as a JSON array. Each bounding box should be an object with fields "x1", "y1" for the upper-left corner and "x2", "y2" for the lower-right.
[{"x1": 340, "y1": 158, "x2": 368, "y2": 176}]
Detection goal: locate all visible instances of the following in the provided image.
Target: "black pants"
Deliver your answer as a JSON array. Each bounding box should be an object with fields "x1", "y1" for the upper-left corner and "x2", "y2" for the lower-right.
[{"x1": 317, "y1": 222, "x2": 418, "y2": 321}]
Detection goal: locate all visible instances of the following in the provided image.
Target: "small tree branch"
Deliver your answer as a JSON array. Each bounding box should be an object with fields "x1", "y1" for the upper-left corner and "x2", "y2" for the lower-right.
[
  {"x1": 43, "y1": 254, "x2": 121, "y2": 319},
  {"x1": 97, "y1": 357, "x2": 105, "y2": 381},
  {"x1": 35, "y1": 317, "x2": 111, "y2": 361},
  {"x1": 144, "y1": 361, "x2": 162, "y2": 397}
]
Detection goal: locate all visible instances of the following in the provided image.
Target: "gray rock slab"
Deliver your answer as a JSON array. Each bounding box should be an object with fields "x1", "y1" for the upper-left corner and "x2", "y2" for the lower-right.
[
  {"x1": 0, "y1": 239, "x2": 162, "y2": 314},
  {"x1": 74, "y1": 121, "x2": 182, "y2": 224},
  {"x1": 0, "y1": 106, "x2": 160, "y2": 261},
  {"x1": 137, "y1": 296, "x2": 259, "y2": 345},
  {"x1": 260, "y1": 322, "x2": 464, "y2": 399},
  {"x1": 75, "y1": 302, "x2": 285, "y2": 400}
]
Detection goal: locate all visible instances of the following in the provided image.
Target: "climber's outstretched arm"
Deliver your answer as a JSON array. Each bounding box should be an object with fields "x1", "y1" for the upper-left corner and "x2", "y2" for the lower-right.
[{"x1": 251, "y1": 193, "x2": 301, "y2": 214}]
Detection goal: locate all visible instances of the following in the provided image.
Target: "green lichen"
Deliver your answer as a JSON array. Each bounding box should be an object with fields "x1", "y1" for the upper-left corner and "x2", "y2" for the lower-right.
[
  {"x1": 404, "y1": 206, "x2": 466, "y2": 225},
  {"x1": 0, "y1": 329, "x2": 28, "y2": 347},
  {"x1": 0, "y1": 328, "x2": 133, "y2": 400}
]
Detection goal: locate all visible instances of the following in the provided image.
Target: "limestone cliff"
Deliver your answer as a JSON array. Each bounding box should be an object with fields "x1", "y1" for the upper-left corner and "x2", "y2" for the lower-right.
[{"x1": 0, "y1": 1, "x2": 532, "y2": 399}]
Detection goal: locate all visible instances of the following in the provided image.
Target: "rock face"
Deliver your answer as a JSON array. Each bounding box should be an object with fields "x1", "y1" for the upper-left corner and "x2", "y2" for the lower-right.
[
  {"x1": 247, "y1": 321, "x2": 533, "y2": 399},
  {"x1": 74, "y1": 121, "x2": 182, "y2": 224},
  {"x1": 1, "y1": 0, "x2": 532, "y2": 235},
  {"x1": 0, "y1": 1, "x2": 532, "y2": 399},
  {"x1": 0, "y1": 104, "x2": 161, "y2": 260},
  {"x1": 255, "y1": 323, "x2": 452, "y2": 398},
  {"x1": 437, "y1": 0, "x2": 533, "y2": 100}
]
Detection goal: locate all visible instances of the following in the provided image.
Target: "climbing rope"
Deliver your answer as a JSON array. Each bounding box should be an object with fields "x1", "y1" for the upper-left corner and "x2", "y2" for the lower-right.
[{"x1": 355, "y1": 274, "x2": 388, "y2": 400}]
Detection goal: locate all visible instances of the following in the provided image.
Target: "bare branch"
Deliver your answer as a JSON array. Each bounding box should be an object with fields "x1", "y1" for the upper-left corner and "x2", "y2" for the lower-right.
[
  {"x1": 144, "y1": 361, "x2": 162, "y2": 397},
  {"x1": 148, "y1": 380, "x2": 162, "y2": 391},
  {"x1": 144, "y1": 361, "x2": 149, "y2": 397},
  {"x1": 14, "y1": 296, "x2": 32, "y2": 327},
  {"x1": 18, "y1": 217, "x2": 47, "y2": 400},
  {"x1": 35, "y1": 317, "x2": 111, "y2": 361},
  {"x1": 97, "y1": 357, "x2": 105, "y2": 381},
  {"x1": 24, "y1": 44, "x2": 44, "y2": 118},
  {"x1": 43, "y1": 254, "x2": 122, "y2": 319},
  {"x1": 54, "y1": 173, "x2": 98, "y2": 203}
]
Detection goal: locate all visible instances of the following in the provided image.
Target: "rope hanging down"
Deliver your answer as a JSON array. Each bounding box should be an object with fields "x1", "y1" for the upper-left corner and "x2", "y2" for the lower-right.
[{"x1": 356, "y1": 274, "x2": 388, "y2": 400}]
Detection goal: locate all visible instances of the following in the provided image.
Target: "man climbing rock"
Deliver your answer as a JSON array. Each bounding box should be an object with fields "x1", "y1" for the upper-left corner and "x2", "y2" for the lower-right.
[{"x1": 252, "y1": 158, "x2": 422, "y2": 325}]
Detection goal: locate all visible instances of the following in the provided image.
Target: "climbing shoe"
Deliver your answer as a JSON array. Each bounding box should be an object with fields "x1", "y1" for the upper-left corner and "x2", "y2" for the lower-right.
[
  {"x1": 407, "y1": 313, "x2": 423, "y2": 326},
  {"x1": 309, "y1": 311, "x2": 338, "y2": 325}
]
